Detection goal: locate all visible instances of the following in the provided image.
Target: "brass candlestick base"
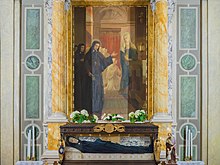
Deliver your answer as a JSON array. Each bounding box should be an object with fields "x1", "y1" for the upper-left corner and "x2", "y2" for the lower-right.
[
  {"x1": 31, "y1": 157, "x2": 35, "y2": 161},
  {"x1": 26, "y1": 156, "x2": 31, "y2": 161},
  {"x1": 185, "y1": 156, "x2": 192, "y2": 161}
]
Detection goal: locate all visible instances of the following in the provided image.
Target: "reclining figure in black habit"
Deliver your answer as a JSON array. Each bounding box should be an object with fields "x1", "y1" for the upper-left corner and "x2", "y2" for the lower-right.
[{"x1": 65, "y1": 136, "x2": 153, "y2": 153}]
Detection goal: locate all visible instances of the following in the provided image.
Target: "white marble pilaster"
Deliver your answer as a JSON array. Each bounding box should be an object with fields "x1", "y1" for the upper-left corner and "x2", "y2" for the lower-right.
[
  {"x1": 45, "y1": 0, "x2": 53, "y2": 118},
  {"x1": 201, "y1": 0, "x2": 208, "y2": 164},
  {"x1": 0, "y1": 0, "x2": 15, "y2": 164},
  {"x1": 14, "y1": 0, "x2": 21, "y2": 164},
  {"x1": 207, "y1": 0, "x2": 220, "y2": 164}
]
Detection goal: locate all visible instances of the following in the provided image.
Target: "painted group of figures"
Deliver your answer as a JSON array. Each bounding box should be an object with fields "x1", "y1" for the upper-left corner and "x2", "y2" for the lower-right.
[{"x1": 74, "y1": 32, "x2": 138, "y2": 117}]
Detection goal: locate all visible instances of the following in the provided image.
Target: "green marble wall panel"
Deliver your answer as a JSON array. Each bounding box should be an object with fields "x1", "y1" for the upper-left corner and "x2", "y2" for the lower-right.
[
  {"x1": 180, "y1": 8, "x2": 197, "y2": 49},
  {"x1": 180, "y1": 124, "x2": 197, "y2": 140},
  {"x1": 26, "y1": 8, "x2": 41, "y2": 50},
  {"x1": 179, "y1": 145, "x2": 197, "y2": 161},
  {"x1": 180, "y1": 76, "x2": 197, "y2": 118},
  {"x1": 25, "y1": 125, "x2": 40, "y2": 140},
  {"x1": 26, "y1": 76, "x2": 40, "y2": 119},
  {"x1": 26, "y1": 55, "x2": 40, "y2": 70},
  {"x1": 181, "y1": 54, "x2": 196, "y2": 71}
]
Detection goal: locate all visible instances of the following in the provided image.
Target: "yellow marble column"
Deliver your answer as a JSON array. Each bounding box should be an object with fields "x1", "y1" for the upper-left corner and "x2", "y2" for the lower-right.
[
  {"x1": 67, "y1": 5, "x2": 73, "y2": 117},
  {"x1": 153, "y1": 0, "x2": 169, "y2": 116},
  {"x1": 151, "y1": 0, "x2": 173, "y2": 153},
  {"x1": 52, "y1": 0, "x2": 67, "y2": 118},
  {"x1": 148, "y1": 5, "x2": 155, "y2": 119}
]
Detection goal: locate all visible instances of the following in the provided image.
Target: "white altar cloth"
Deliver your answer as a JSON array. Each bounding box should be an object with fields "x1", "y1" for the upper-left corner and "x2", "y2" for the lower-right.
[
  {"x1": 16, "y1": 161, "x2": 44, "y2": 165},
  {"x1": 177, "y1": 161, "x2": 205, "y2": 165}
]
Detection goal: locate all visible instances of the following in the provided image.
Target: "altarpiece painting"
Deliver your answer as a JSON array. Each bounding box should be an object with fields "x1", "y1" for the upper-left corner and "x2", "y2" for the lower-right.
[{"x1": 73, "y1": 6, "x2": 148, "y2": 119}]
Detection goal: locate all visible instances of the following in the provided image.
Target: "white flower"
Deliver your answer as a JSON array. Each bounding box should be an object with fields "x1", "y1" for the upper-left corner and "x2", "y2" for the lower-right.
[
  {"x1": 129, "y1": 112, "x2": 135, "y2": 117},
  {"x1": 70, "y1": 111, "x2": 80, "y2": 119},
  {"x1": 116, "y1": 114, "x2": 124, "y2": 119},
  {"x1": 82, "y1": 120, "x2": 90, "y2": 123},
  {"x1": 70, "y1": 111, "x2": 80, "y2": 118},
  {"x1": 70, "y1": 112, "x2": 74, "y2": 118},
  {"x1": 73, "y1": 110, "x2": 80, "y2": 114},
  {"x1": 80, "y1": 109, "x2": 89, "y2": 117},
  {"x1": 140, "y1": 110, "x2": 146, "y2": 114},
  {"x1": 93, "y1": 115, "x2": 98, "y2": 121},
  {"x1": 135, "y1": 110, "x2": 141, "y2": 118},
  {"x1": 101, "y1": 113, "x2": 106, "y2": 120},
  {"x1": 103, "y1": 116, "x2": 111, "y2": 120}
]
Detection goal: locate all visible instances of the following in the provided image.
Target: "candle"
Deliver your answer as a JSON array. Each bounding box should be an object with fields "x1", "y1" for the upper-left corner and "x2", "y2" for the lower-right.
[
  {"x1": 190, "y1": 132, "x2": 193, "y2": 159},
  {"x1": 187, "y1": 129, "x2": 190, "y2": 158},
  {"x1": 185, "y1": 126, "x2": 188, "y2": 158},
  {"x1": 27, "y1": 130, "x2": 31, "y2": 159},
  {"x1": 32, "y1": 125, "x2": 35, "y2": 158}
]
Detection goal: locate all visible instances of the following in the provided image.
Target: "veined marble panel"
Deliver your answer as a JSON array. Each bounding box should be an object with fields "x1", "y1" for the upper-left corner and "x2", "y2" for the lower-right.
[
  {"x1": 168, "y1": 0, "x2": 175, "y2": 115},
  {"x1": 180, "y1": 53, "x2": 196, "y2": 71},
  {"x1": 25, "y1": 54, "x2": 41, "y2": 71},
  {"x1": 180, "y1": 123, "x2": 197, "y2": 141},
  {"x1": 180, "y1": 76, "x2": 197, "y2": 118},
  {"x1": 25, "y1": 75, "x2": 41, "y2": 119},
  {"x1": 25, "y1": 8, "x2": 41, "y2": 50},
  {"x1": 179, "y1": 7, "x2": 197, "y2": 50},
  {"x1": 45, "y1": 0, "x2": 53, "y2": 117}
]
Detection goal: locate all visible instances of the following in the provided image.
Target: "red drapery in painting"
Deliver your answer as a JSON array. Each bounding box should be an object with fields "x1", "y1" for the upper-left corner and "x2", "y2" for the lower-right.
[{"x1": 99, "y1": 32, "x2": 121, "y2": 67}]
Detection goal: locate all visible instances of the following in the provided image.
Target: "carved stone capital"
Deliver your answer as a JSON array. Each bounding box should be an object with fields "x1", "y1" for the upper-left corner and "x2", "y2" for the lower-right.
[{"x1": 151, "y1": 0, "x2": 168, "y2": 12}]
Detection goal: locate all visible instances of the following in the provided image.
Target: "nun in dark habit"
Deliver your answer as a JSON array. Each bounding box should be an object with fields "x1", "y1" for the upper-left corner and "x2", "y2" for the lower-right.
[
  {"x1": 74, "y1": 43, "x2": 86, "y2": 110},
  {"x1": 84, "y1": 40, "x2": 117, "y2": 117}
]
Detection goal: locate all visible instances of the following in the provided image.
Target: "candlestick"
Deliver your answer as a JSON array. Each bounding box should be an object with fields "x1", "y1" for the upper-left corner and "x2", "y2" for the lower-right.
[
  {"x1": 185, "y1": 126, "x2": 188, "y2": 159},
  {"x1": 27, "y1": 130, "x2": 31, "y2": 159},
  {"x1": 32, "y1": 125, "x2": 35, "y2": 159}
]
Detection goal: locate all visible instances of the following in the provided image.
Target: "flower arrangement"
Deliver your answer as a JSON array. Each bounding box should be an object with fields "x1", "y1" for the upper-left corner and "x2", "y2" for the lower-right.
[
  {"x1": 70, "y1": 109, "x2": 98, "y2": 123},
  {"x1": 129, "y1": 109, "x2": 147, "y2": 123},
  {"x1": 102, "y1": 113, "x2": 125, "y2": 122}
]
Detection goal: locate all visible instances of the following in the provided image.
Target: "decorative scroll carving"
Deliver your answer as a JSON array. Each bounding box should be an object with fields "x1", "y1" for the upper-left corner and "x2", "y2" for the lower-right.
[{"x1": 93, "y1": 123, "x2": 125, "y2": 133}]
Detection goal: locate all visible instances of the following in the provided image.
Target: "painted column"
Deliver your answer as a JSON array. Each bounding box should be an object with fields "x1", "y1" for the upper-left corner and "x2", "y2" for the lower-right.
[
  {"x1": 86, "y1": 7, "x2": 94, "y2": 47},
  {"x1": 51, "y1": 0, "x2": 67, "y2": 119},
  {"x1": 152, "y1": 0, "x2": 171, "y2": 120}
]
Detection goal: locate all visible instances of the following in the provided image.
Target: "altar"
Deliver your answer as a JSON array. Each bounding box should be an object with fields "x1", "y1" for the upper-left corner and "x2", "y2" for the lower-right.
[
  {"x1": 42, "y1": 0, "x2": 174, "y2": 164},
  {"x1": 59, "y1": 122, "x2": 159, "y2": 165}
]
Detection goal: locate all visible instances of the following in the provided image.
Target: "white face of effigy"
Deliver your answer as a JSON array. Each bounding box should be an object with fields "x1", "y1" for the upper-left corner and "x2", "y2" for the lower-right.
[{"x1": 69, "y1": 137, "x2": 79, "y2": 144}]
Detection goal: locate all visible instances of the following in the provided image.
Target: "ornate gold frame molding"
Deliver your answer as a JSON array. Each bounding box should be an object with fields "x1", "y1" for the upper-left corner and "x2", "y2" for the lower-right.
[{"x1": 72, "y1": 0, "x2": 150, "y2": 6}]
